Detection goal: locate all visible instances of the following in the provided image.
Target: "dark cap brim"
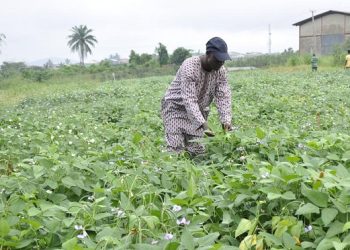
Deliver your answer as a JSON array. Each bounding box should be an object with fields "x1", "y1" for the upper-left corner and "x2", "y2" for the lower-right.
[{"x1": 213, "y1": 52, "x2": 231, "y2": 61}]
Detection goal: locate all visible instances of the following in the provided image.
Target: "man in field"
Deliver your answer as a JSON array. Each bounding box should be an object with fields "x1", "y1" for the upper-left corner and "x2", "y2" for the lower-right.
[
  {"x1": 311, "y1": 54, "x2": 318, "y2": 72},
  {"x1": 345, "y1": 50, "x2": 350, "y2": 69},
  {"x1": 161, "y1": 37, "x2": 233, "y2": 156}
]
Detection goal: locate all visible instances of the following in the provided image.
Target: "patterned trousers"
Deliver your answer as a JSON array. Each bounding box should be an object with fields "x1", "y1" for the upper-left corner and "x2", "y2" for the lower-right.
[{"x1": 165, "y1": 133, "x2": 205, "y2": 155}]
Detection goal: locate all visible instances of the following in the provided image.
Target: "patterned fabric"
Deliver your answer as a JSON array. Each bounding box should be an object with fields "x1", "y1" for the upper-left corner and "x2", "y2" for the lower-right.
[
  {"x1": 311, "y1": 56, "x2": 318, "y2": 68},
  {"x1": 161, "y1": 56, "x2": 232, "y2": 153}
]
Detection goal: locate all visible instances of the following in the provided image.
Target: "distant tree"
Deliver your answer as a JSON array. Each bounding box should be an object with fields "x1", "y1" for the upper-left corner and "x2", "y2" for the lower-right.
[
  {"x1": 44, "y1": 59, "x2": 54, "y2": 69},
  {"x1": 0, "y1": 61, "x2": 26, "y2": 78},
  {"x1": 64, "y1": 58, "x2": 71, "y2": 65},
  {"x1": 67, "y1": 25, "x2": 97, "y2": 66},
  {"x1": 129, "y1": 50, "x2": 141, "y2": 65},
  {"x1": 109, "y1": 53, "x2": 121, "y2": 61},
  {"x1": 139, "y1": 53, "x2": 152, "y2": 64},
  {"x1": 170, "y1": 47, "x2": 191, "y2": 65},
  {"x1": 0, "y1": 33, "x2": 6, "y2": 53},
  {"x1": 155, "y1": 43, "x2": 169, "y2": 65}
]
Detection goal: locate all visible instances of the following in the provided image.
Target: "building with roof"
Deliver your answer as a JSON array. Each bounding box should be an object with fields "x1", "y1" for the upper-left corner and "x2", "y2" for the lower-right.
[{"x1": 293, "y1": 10, "x2": 350, "y2": 55}]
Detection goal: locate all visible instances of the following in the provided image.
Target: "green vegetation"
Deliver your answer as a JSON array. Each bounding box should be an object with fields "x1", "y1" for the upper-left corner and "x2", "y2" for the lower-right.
[{"x1": 1, "y1": 69, "x2": 350, "y2": 249}]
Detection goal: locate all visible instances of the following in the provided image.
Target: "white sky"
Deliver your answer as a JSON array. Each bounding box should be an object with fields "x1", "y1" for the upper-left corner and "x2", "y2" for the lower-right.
[{"x1": 0, "y1": 0, "x2": 349, "y2": 64}]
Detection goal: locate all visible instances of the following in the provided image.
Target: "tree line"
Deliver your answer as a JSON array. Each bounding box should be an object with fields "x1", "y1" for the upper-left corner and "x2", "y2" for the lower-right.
[{"x1": 0, "y1": 25, "x2": 192, "y2": 67}]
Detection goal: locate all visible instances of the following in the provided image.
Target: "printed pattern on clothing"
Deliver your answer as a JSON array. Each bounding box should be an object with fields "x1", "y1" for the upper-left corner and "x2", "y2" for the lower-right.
[
  {"x1": 161, "y1": 56, "x2": 232, "y2": 153},
  {"x1": 165, "y1": 132, "x2": 205, "y2": 155},
  {"x1": 161, "y1": 56, "x2": 232, "y2": 135}
]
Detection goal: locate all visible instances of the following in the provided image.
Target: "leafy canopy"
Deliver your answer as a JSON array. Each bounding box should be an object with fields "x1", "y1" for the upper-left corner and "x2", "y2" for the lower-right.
[{"x1": 67, "y1": 25, "x2": 97, "y2": 66}]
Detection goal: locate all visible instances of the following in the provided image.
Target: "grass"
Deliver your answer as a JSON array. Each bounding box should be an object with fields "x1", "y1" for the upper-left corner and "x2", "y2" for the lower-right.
[{"x1": 0, "y1": 75, "x2": 105, "y2": 108}]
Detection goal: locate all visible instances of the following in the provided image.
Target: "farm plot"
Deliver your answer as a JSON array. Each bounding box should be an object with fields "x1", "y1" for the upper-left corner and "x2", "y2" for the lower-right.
[{"x1": 1, "y1": 70, "x2": 350, "y2": 249}]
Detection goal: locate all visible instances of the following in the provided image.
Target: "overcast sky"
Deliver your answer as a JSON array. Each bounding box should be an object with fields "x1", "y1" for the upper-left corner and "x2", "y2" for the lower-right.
[{"x1": 0, "y1": 0, "x2": 349, "y2": 64}]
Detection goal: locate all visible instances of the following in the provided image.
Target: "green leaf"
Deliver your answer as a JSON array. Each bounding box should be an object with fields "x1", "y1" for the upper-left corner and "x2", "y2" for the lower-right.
[
  {"x1": 256, "y1": 127, "x2": 266, "y2": 139},
  {"x1": 15, "y1": 239, "x2": 33, "y2": 248},
  {"x1": 235, "y1": 218, "x2": 251, "y2": 238},
  {"x1": 301, "y1": 184, "x2": 328, "y2": 207},
  {"x1": 321, "y1": 208, "x2": 338, "y2": 226},
  {"x1": 286, "y1": 155, "x2": 301, "y2": 163},
  {"x1": 27, "y1": 207, "x2": 41, "y2": 216},
  {"x1": 343, "y1": 222, "x2": 350, "y2": 232},
  {"x1": 134, "y1": 244, "x2": 162, "y2": 250},
  {"x1": 61, "y1": 176, "x2": 77, "y2": 188},
  {"x1": 301, "y1": 242, "x2": 316, "y2": 248},
  {"x1": 267, "y1": 192, "x2": 282, "y2": 200},
  {"x1": 165, "y1": 242, "x2": 180, "y2": 250},
  {"x1": 282, "y1": 232, "x2": 296, "y2": 249},
  {"x1": 222, "y1": 210, "x2": 233, "y2": 225},
  {"x1": 326, "y1": 221, "x2": 344, "y2": 238},
  {"x1": 132, "y1": 132, "x2": 143, "y2": 144},
  {"x1": 94, "y1": 212, "x2": 112, "y2": 220},
  {"x1": 295, "y1": 203, "x2": 320, "y2": 215},
  {"x1": 333, "y1": 242, "x2": 348, "y2": 250},
  {"x1": 316, "y1": 237, "x2": 340, "y2": 250},
  {"x1": 181, "y1": 228, "x2": 195, "y2": 250},
  {"x1": 195, "y1": 232, "x2": 220, "y2": 247},
  {"x1": 0, "y1": 219, "x2": 10, "y2": 237},
  {"x1": 187, "y1": 175, "x2": 197, "y2": 198},
  {"x1": 62, "y1": 238, "x2": 78, "y2": 250},
  {"x1": 33, "y1": 165, "x2": 44, "y2": 178},
  {"x1": 281, "y1": 191, "x2": 296, "y2": 200},
  {"x1": 142, "y1": 216, "x2": 159, "y2": 230}
]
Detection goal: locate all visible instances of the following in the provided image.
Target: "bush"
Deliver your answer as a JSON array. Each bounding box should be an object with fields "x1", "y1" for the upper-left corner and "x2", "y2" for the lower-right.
[{"x1": 21, "y1": 68, "x2": 52, "y2": 82}]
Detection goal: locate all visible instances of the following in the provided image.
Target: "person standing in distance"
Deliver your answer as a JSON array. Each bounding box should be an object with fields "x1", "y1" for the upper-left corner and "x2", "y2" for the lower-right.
[
  {"x1": 311, "y1": 53, "x2": 318, "y2": 72},
  {"x1": 345, "y1": 50, "x2": 350, "y2": 69},
  {"x1": 161, "y1": 37, "x2": 233, "y2": 156}
]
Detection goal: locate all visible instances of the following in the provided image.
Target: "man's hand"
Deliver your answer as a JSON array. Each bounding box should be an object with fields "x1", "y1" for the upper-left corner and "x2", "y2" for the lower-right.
[
  {"x1": 202, "y1": 122, "x2": 215, "y2": 137},
  {"x1": 222, "y1": 123, "x2": 233, "y2": 132}
]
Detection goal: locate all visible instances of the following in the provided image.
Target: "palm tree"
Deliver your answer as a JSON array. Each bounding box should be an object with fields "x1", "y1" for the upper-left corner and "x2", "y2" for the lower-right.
[
  {"x1": 67, "y1": 25, "x2": 97, "y2": 66},
  {"x1": 0, "y1": 33, "x2": 6, "y2": 54}
]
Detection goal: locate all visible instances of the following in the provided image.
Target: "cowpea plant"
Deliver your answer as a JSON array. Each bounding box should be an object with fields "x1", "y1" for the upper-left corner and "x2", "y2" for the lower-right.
[{"x1": 1, "y1": 71, "x2": 350, "y2": 249}]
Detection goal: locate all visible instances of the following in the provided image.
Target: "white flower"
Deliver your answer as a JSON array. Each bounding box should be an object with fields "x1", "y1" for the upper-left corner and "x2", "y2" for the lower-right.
[
  {"x1": 236, "y1": 147, "x2": 245, "y2": 152},
  {"x1": 151, "y1": 240, "x2": 159, "y2": 245},
  {"x1": 117, "y1": 210, "x2": 126, "y2": 218},
  {"x1": 304, "y1": 225, "x2": 313, "y2": 232},
  {"x1": 46, "y1": 190, "x2": 53, "y2": 194},
  {"x1": 77, "y1": 231, "x2": 88, "y2": 239},
  {"x1": 68, "y1": 141, "x2": 73, "y2": 145},
  {"x1": 74, "y1": 225, "x2": 83, "y2": 230},
  {"x1": 172, "y1": 205, "x2": 182, "y2": 212},
  {"x1": 261, "y1": 172, "x2": 270, "y2": 179},
  {"x1": 239, "y1": 156, "x2": 246, "y2": 161},
  {"x1": 164, "y1": 233, "x2": 174, "y2": 240},
  {"x1": 111, "y1": 207, "x2": 126, "y2": 218},
  {"x1": 176, "y1": 217, "x2": 190, "y2": 225},
  {"x1": 88, "y1": 196, "x2": 95, "y2": 201}
]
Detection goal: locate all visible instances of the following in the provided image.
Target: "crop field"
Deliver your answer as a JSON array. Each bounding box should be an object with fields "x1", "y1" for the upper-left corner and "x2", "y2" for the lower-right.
[{"x1": 1, "y1": 69, "x2": 350, "y2": 249}]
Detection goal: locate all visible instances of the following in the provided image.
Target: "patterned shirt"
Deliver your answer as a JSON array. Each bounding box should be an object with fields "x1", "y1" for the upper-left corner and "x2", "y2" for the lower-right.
[
  {"x1": 311, "y1": 56, "x2": 318, "y2": 67},
  {"x1": 346, "y1": 55, "x2": 350, "y2": 68},
  {"x1": 161, "y1": 56, "x2": 232, "y2": 135}
]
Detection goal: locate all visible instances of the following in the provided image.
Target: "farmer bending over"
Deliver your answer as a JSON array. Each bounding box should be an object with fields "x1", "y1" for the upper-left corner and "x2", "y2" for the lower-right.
[{"x1": 161, "y1": 37, "x2": 233, "y2": 156}]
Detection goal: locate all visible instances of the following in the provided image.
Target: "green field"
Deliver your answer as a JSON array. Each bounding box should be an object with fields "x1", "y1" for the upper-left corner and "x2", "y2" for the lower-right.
[{"x1": 1, "y1": 69, "x2": 350, "y2": 249}]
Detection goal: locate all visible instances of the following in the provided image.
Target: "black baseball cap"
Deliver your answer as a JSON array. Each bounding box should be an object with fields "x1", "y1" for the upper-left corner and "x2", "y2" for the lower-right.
[{"x1": 206, "y1": 37, "x2": 231, "y2": 61}]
